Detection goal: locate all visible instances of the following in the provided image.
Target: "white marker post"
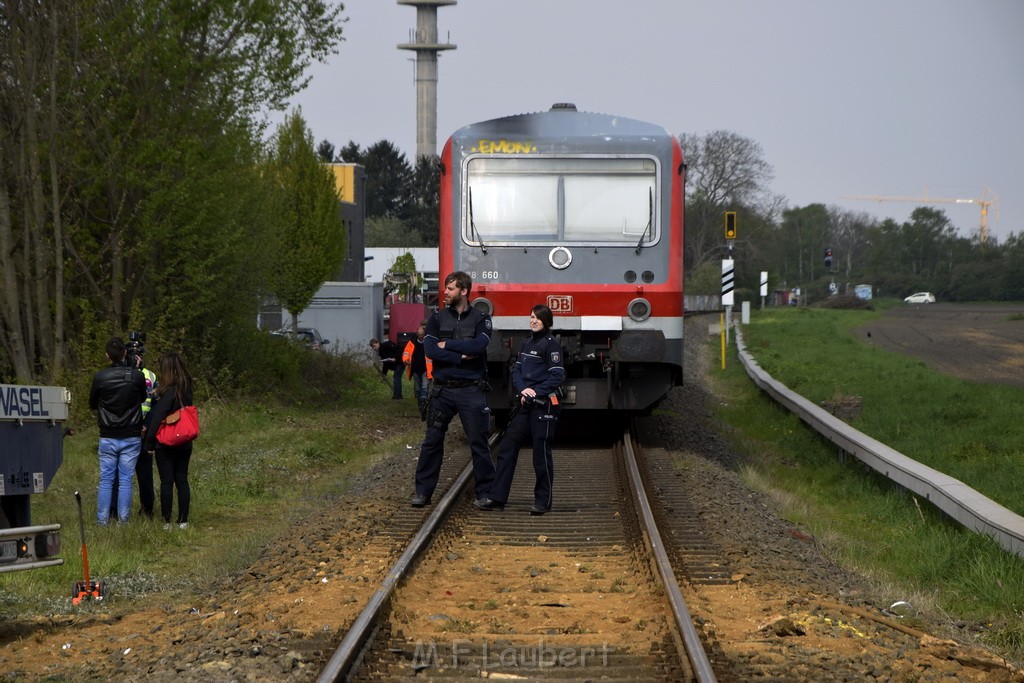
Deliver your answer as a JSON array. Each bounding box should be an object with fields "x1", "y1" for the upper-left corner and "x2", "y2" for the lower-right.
[
  {"x1": 722, "y1": 258, "x2": 734, "y2": 347},
  {"x1": 760, "y1": 271, "x2": 768, "y2": 310}
]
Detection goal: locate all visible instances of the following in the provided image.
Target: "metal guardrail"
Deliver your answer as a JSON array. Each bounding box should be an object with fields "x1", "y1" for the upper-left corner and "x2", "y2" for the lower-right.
[{"x1": 734, "y1": 326, "x2": 1024, "y2": 558}]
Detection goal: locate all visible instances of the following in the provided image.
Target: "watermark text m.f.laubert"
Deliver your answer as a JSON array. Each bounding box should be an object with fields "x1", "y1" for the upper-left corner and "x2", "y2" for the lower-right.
[{"x1": 412, "y1": 639, "x2": 613, "y2": 670}]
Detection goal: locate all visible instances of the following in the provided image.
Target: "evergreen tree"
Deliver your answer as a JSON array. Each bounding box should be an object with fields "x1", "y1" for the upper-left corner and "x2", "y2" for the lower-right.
[
  {"x1": 317, "y1": 139, "x2": 336, "y2": 163},
  {"x1": 410, "y1": 155, "x2": 440, "y2": 246},
  {"x1": 362, "y1": 140, "x2": 413, "y2": 220}
]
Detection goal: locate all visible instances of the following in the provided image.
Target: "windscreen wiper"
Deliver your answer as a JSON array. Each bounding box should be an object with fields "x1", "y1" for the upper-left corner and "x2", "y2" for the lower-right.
[
  {"x1": 635, "y1": 188, "x2": 653, "y2": 254},
  {"x1": 468, "y1": 187, "x2": 487, "y2": 254}
]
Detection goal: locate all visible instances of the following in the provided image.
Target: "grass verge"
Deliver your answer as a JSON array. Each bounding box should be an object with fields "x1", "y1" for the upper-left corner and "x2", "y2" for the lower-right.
[
  {"x1": 0, "y1": 361, "x2": 424, "y2": 616},
  {"x1": 711, "y1": 306, "x2": 1024, "y2": 657}
]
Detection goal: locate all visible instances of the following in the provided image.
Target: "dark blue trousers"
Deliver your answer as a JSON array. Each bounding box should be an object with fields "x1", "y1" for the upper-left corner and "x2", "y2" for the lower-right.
[
  {"x1": 391, "y1": 365, "x2": 404, "y2": 399},
  {"x1": 415, "y1": 386, "x2": 494, "y2": 499},
  {"x1": 490, "y1": 404, "x2": 560, "y2": 509}
]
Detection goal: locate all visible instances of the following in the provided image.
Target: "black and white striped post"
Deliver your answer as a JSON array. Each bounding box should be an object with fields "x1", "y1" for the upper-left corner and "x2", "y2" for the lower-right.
[
  {"x1": 722, "y1": 258, "x2": 734, "y2": 345},
  {"x1": 722, "y1": 211, "x2": 737, "y2": 357},
  {"x1": 760, "y1": 271, "x2": 768, "y2": 310}
]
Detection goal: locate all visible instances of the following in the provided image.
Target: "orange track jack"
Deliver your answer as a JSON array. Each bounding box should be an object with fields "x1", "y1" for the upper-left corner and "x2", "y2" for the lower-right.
[{"x1": 72, "y1": 491, "x2": 105, "y2": 604}]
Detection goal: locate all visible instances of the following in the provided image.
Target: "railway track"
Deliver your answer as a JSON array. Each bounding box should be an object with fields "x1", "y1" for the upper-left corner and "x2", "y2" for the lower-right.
[
  {"x1": 310, "y1": 405, "x2": 1023, "y2": 683},
  {"x1": 317, "y1": 426, "x2": 717, "y2": 682}
]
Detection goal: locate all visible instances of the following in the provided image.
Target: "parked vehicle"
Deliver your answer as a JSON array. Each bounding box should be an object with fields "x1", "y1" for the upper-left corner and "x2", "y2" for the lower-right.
[
  {"x1": 904, "y1": 292, "x2": 935, "y2": 304},
  {"x1": 270, "y1": 327, "x2": 330, "y2": 351},
  {"x1": 1, "y1": 384, "x2": 68, "y2": 573}
]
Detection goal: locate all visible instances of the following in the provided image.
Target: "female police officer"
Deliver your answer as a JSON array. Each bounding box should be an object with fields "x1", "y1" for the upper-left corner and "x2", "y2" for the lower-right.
[{"x1": 476, "y1": 304, "x2": 565, "y2": 514}]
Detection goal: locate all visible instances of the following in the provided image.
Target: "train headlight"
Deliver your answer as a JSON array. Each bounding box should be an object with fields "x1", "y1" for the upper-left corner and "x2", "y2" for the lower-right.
[
  {"x1": 628, "y1": 298, "x2": 652, "y2": 322},
  {"x1": 548, "y1": 247, "x2": 572, "y2": 270},
  {"x1": 472, "y1": 298, "x2": 493, "y2": 316}
]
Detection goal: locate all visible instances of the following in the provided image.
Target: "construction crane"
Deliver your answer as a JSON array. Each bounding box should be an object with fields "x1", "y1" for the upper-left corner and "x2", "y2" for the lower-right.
[{"x1": 841, "y1": 187, "x2": 998, "y2": 243}]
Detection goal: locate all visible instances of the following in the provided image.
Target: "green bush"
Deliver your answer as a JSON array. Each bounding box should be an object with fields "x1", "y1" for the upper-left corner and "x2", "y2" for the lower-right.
[{"x1": 817, "y1": 294, "x2": 874, "y2": 310}]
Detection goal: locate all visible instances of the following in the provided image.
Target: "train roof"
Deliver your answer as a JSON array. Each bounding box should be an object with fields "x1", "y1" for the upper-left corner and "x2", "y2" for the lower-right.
[{"x1": 449, "y1": 103, "x2": 674, "y2": 147}]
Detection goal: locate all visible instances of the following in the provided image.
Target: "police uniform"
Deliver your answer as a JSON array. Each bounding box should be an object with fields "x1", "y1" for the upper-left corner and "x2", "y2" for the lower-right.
[
  {"x1": 414, "y1": 302, "x2": 495, "y2": 502},
  {"x1": 489, "y1": 331, "x2": 566, "y2": 512}
]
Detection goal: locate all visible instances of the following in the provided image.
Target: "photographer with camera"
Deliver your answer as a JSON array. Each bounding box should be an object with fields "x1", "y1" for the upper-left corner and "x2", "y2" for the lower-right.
[
  {"x1": 89, "y1": 336, "x2": 149, "y2": 525},
  {"x1": 109, "y1": 332, "x2": 158, "y2": 519},
  {"x1": 475, "y1": 304, "x2": 565, "y2": 515}
]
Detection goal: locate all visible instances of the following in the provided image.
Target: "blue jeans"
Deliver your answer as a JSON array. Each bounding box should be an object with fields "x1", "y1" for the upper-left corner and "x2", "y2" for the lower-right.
[{"x1": 97, "y1": 436, "x2": 142, "y2": 524}]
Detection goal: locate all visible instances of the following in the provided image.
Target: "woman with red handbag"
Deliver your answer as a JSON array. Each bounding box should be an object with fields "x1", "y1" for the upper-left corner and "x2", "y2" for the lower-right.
[{"x1": 143, "y1": 352, "x2": 195, "y2": 529}]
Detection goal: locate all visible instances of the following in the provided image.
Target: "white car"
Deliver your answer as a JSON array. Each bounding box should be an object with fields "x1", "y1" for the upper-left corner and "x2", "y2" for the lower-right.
[{"x1": 904, "y1": 292, "x2": 935, "y2": 304}]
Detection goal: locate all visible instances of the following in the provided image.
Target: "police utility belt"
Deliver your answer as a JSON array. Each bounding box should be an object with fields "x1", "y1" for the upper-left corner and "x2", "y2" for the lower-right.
[{"x1": 433, "y1": 378, "x2": 484, "y2": 389}]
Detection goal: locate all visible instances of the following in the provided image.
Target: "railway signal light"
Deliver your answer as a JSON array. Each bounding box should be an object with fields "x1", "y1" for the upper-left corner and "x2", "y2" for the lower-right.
[{"x1": 724, "y1": 211, "x2": 737, "y2": 240}]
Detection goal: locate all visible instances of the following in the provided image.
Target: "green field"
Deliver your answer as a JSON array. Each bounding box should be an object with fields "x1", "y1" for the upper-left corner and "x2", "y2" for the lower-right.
[
  {"x1": 714, "y1": 304, "x2": 1024, "y2": 655},
  {"x1": 0, "y1": 361, "x2": 424, "y2": 616}
]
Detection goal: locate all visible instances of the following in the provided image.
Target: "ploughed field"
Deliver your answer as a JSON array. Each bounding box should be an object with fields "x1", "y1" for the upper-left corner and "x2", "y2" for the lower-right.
[{"x1": 855, "y1": 302, "x2": 1024, "y2": 387}]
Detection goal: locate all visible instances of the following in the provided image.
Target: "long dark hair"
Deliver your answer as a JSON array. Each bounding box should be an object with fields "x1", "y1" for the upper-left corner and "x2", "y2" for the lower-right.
[{"x1": 155, "y1": 352, "x2": 192, "y2": 399}]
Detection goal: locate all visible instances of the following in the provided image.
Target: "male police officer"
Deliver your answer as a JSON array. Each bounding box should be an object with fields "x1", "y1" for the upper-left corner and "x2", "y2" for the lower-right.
[{"x1": 411, "y1": 271, "x2": 495, "y2": 507}]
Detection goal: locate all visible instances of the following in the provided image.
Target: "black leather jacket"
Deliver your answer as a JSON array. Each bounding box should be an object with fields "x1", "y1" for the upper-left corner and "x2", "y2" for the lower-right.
[{"x1": 89, "y1": 364, "x2": 148, "y2": 438}]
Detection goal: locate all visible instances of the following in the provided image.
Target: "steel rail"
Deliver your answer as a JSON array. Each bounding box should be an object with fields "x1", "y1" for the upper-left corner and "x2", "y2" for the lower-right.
[
  {"x1": 317, "y1": 428, "x2": 507, "y2": 682},
  {"x1": 622, "y1": 428, "x2": 718, "y2": 683}
]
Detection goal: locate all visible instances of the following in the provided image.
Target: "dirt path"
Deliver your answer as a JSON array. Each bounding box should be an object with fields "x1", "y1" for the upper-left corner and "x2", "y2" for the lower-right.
[{"x1": 854, "y1": 303, "x2": 1024, "y2": 387}]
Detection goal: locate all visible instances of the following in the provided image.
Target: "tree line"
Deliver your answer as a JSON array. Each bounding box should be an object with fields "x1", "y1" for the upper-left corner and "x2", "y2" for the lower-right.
[
  {"x1": 1, "y1": 0, "x2": 347, "y2": 386},
  {"x1": 320, "y1": 127, "x2": 1023, "y2": 306},
  {"x1": 679, "y1": 131, "x2": 1024, "y2": 304},
  {"x1": 315, "y1": 139, "x2": 439, "y2": 248}
]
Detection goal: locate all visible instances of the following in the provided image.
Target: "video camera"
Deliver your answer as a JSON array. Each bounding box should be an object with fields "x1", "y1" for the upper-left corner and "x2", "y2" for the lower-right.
[{"x1": 125, "y1": 331, "x2": 147, "y2": 368}]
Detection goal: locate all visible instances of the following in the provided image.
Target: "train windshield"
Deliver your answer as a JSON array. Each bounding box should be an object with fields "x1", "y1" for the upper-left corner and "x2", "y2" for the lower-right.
[{"x1": 464, "y1": 157, "x2": 658, "y2": 245}]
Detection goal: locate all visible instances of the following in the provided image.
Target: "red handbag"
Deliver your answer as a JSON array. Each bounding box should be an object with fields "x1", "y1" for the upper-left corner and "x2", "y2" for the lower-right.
[{"x1": 155, "y1": 405, "x2": 200, "y2": 447}]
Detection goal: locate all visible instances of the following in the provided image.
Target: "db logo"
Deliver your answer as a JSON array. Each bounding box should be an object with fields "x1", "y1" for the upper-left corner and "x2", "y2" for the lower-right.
[{"x1": 547, "y1": 295, "x2": 573, "y2": 313}]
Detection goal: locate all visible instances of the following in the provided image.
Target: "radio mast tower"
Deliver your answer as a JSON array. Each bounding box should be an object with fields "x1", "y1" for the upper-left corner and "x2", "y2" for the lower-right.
[{"x1": 398, "y1": 0, "x2": 456, "y2": 159}]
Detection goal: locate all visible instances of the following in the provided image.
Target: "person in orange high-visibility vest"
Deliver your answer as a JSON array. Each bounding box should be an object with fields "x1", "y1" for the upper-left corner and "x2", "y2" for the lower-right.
[{"x1": 403, "y1": 324, "x2": 432, "y2": 409}]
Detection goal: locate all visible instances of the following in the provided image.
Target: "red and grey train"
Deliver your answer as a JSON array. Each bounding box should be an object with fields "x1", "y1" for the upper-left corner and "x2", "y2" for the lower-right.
[{"x1": 438, "y1": 103, "x2": 685, "y2": 417}]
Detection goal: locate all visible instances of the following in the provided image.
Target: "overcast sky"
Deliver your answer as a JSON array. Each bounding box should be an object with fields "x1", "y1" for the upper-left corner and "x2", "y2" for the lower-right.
[{"x1": 275, "y1": 0, "x2": 1023, "y2": 243}]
